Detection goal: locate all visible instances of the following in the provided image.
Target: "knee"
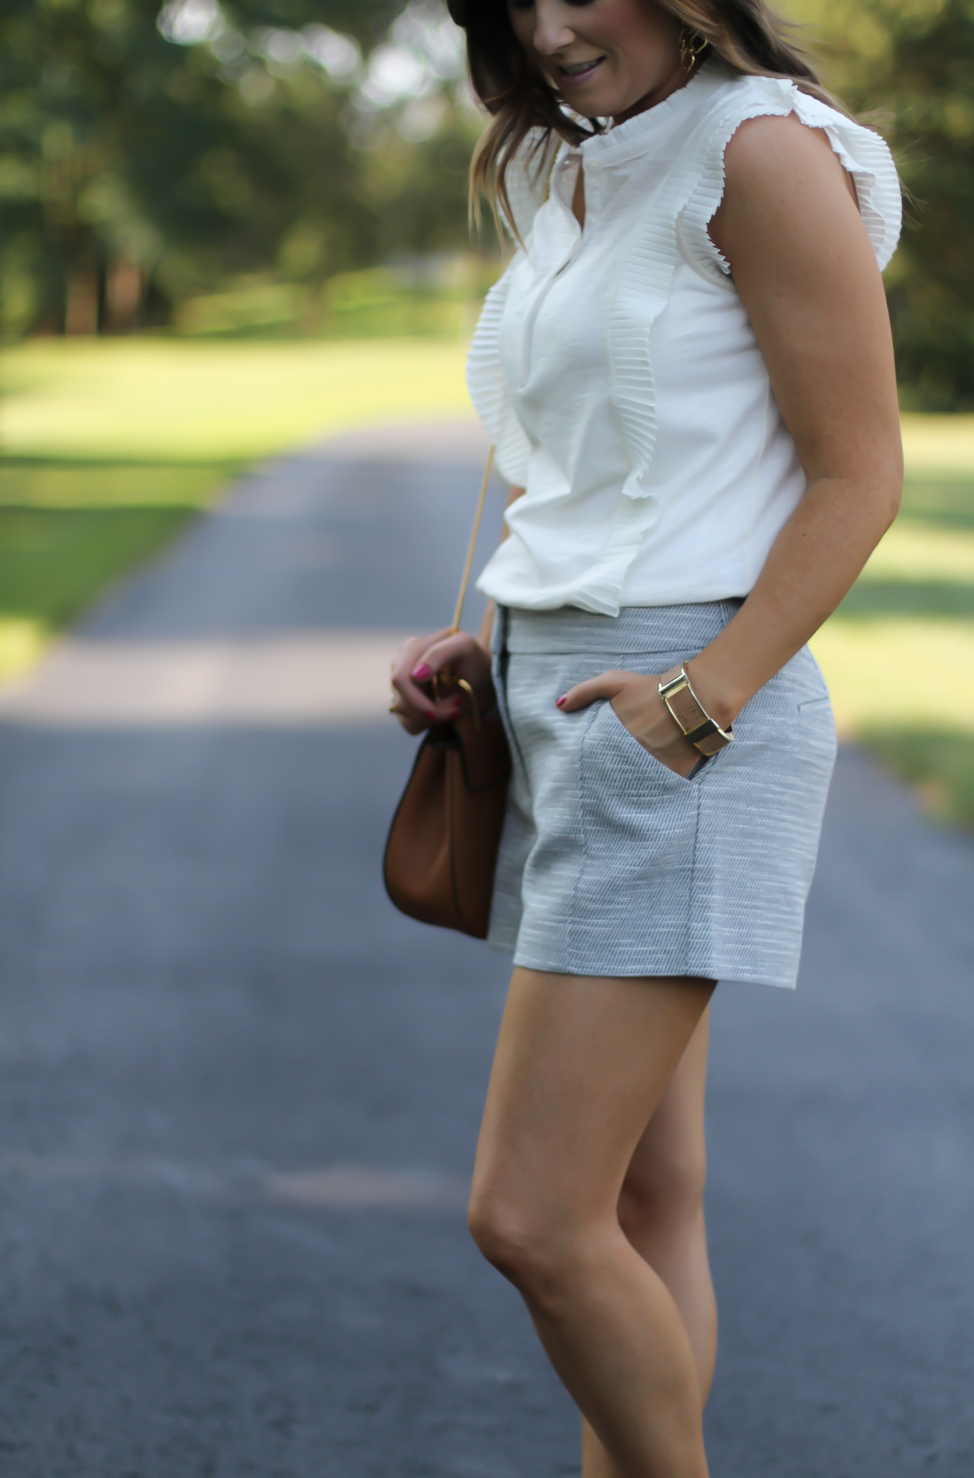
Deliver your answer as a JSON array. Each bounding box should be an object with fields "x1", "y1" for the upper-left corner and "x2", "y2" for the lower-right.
[
  {"x1": 619, "y1": 1135, "x2": 706, "y2": 1239},
  {"x1": 468, "y1": 1180, "x2": 588, "y2": 1311},
  {"x1": 467, "y1": 1181, "x2": 548, "y2": 1291}
]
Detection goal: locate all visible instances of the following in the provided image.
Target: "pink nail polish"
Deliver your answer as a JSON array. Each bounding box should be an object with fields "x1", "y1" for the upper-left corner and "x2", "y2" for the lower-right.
[
  {"x1": 555, "y1": 695, "x2": 567, "y2": 708},
  {"x1": 412, "y1": 663, "x2": 431, "y2": 681}
]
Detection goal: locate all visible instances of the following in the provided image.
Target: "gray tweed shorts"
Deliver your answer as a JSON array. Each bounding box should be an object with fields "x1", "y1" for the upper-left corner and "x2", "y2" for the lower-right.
[{"x1": 488, "y1": 601, "x2": 837, "y2": 989}]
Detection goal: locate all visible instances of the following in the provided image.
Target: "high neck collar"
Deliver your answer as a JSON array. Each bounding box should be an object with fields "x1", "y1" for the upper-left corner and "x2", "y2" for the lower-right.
[{"x1": 577, "y1": 55, "x2": 726, "y2": 164}]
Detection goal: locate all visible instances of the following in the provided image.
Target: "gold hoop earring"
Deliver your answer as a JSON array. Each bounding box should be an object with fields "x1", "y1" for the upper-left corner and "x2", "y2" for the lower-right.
[{"x1": 678, "y1": 26, "x2": 708, "y2": 73}]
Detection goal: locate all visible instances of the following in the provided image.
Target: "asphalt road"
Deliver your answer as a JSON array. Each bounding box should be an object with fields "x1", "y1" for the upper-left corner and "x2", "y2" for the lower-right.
[{"x1": 0, "y1": 420, "x2": 971, "y2": 1477}]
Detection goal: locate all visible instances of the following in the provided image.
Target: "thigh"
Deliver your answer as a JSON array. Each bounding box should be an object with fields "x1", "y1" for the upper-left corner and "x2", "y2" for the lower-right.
[{"x1": 473, "y1": 967, "x2": 715, "y2": 1221}]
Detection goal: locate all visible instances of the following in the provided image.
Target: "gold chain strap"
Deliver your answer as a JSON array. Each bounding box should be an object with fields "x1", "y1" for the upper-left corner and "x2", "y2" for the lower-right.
[{"x1": 450, "y1": 445, "x2": 494, "y2": 635}]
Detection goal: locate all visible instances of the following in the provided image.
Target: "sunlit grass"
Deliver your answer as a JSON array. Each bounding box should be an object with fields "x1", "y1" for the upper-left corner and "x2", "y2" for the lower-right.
[
  {"x1": 810, "y1": 618, "x2": 974, "y2": 732},
  {"x1": 0, "y1": 339, "x2": 472, "y2": 463},
  {"x1": 858, "y1": 520, "x2": 974, "y2": 582},
  {"x1": 811, "y1": 460, "x2": 974, "y2": 824},
  {"x1": 0, "y1": 462, "x2": 231, "y2": 508},
  {"x1": 900, "y1": 414, "x2": 974, "y2": 478},
  {"x1": 0, "y1": 618, "x2": 47, "y2": 681}
]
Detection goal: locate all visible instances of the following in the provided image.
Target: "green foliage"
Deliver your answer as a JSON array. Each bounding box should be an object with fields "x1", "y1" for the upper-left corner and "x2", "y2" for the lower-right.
[
  {"x1": 789, "y1": 0, "x2": 974, "y2": 408},
  {"x1": 0, "y1": 1, "x2": 479, "y2": 335},
  {"x1": 881, "y1": 6, "x2": 974, "y2": 410}
]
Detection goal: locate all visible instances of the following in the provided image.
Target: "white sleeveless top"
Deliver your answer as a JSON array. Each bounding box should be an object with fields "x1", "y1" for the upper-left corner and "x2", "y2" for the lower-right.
[{"x1": 467, "y1": 61, "x2": 901, "y2": 616}]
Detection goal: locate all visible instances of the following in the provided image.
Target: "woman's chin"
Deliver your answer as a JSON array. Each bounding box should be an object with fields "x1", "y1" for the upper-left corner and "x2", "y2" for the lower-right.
[
  {"x1": 561, "y1": 83, "x2": 643, "y2": 123},
  {"x1": 558, "y1": 86, "x2": 616, "y2": 121}
]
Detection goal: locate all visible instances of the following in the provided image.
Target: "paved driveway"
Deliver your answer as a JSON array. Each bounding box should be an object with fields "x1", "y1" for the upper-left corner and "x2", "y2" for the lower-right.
[{"x1": 0, "y1": 421, "x2": 971, "y2": 1476}]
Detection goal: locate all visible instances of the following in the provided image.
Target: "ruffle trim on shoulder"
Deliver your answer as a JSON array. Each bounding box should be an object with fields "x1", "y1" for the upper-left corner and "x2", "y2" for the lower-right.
[
  {"x1": 678, "y1": 77, "x2": 903, "y2": 285},
  {"x1": 465, "y1": 267, "x2": 532, "y2": 488},
  {"x1": 788, "y1": 86, "x2": 902, "y2": 271}
]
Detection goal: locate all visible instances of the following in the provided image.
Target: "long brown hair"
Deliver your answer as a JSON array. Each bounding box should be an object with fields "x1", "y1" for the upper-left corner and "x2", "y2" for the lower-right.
[{"x1": 446, "y1": 0, "x2": 838, "y2": 233}]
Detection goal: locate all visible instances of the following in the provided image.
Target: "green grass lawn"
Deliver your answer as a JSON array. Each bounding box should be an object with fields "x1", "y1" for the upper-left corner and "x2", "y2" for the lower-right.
[
  {"x1": 0, "y1": 338, "x2": 472, "y2": 462},
  {"x1": 0, "y1": 461, "x2": 230, "y2": 675},
  {"x1": 2, "y1": 338, "x2": 974, "y2": 827},
  {"x1": 809, "y1": 460, "x2": 974, "y2": 826}
]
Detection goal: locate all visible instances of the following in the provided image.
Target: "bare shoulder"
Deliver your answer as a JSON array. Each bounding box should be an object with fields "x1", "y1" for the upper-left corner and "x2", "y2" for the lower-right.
[
  {"x1": 724, "y1": 110, "x2": 849, "y2": 183},
  {"x1": 710, "y1": 111, "x2": 859, "y2": 268}
]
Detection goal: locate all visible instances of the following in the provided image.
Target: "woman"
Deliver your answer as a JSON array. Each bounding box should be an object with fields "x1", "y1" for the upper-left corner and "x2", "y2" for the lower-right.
[{"x1": 391, "y1": 0, "x2": 901, "y2": 1472}]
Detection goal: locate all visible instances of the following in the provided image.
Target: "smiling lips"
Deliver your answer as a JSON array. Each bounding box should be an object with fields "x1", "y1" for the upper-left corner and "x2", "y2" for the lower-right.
[{"x1": 557, "y1": 55, "x2": 606, "y2": 86}]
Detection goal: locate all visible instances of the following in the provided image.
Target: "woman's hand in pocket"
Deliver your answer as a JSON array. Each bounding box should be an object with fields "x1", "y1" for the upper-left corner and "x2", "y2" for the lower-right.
[
  {"x1": 557, "y1": 669, "x2": 701, "y2": 778},
  {"x1": 390, "y1": 628, "x2": 496, "y2": 736}
]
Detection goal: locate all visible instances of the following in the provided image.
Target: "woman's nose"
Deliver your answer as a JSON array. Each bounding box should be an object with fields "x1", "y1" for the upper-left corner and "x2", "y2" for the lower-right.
[{"x1": 531, "y1": 0, "x2": 576, "y2": 55}]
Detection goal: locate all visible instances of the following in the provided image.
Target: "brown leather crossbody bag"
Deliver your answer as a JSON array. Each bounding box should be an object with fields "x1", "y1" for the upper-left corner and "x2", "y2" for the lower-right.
[{"x1": 383, "y1": 450, "x2": 511, "y2": 939}]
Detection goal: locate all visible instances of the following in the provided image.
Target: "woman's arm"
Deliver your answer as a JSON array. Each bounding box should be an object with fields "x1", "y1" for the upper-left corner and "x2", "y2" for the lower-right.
[
  {"x1": 689, "y1": 112, "x2": 902, "y2": 727},
  {"x1": 559, "y1": 113, "x2": 901, "y2": 768}
]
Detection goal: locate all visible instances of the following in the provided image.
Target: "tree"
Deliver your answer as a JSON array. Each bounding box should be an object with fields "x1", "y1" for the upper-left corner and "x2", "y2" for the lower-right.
[
  {"x1": 791, "y1": 0, "x2": 974, "y2": 407},
  {"x1": 0, "y1": 1, "x2": 472, "y2": 335}
]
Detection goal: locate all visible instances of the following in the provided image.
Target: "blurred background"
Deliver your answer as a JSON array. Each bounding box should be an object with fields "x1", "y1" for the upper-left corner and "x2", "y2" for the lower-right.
[
  {"x1": 2, "y1": 0, "x2": 973, "y2": 821},
  {"x1": 0, "y1": 5, "x2": 972, "y2": 1473}
]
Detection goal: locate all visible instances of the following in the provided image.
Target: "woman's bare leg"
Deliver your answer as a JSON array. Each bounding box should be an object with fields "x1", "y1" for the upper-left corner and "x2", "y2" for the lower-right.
[
  {"x1": 468, "y1": 967, "x2": 715, "y2": 1478},
  {"x1": 621, "y1": 1011, "x2": 716, "y2": 1398},
  {"x1": 582, "y1": 1011, "x2": 716, "y2": 1477}
]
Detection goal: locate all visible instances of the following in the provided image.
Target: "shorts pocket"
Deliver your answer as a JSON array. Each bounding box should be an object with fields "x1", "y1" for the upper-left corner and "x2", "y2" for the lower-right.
[
  {"x1": 571, "y1": 699, "x2": 699, "y2": 952},
  {"x1": 797, "y1": 694, "x2": 832, "y2": 715}
]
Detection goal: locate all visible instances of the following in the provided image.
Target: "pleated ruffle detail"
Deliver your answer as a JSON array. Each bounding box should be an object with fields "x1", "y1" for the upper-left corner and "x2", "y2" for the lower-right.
[
  {"x1": 466, "y1": 130, "x2": 561, "y2": 487},
  {"x1": 678, "y1": 76, "x2": 903, "y2": 284}
]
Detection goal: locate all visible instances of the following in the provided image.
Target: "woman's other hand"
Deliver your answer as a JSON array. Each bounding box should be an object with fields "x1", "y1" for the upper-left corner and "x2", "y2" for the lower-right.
[
  {"x1": 557, "y1": 670, "x2": 700, "y2": 778},
  {"x1": 390, "y1": 628, "x2": 496, "y2": 735}
]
